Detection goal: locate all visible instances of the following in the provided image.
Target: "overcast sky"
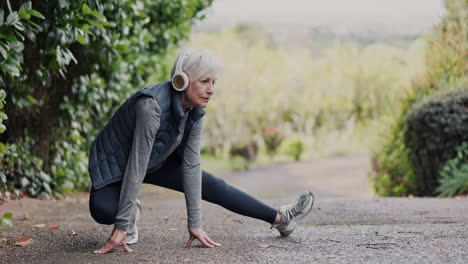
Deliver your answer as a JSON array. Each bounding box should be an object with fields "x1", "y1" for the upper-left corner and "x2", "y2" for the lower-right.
[{"x1": 197, "y1": 0, "x2": 446, "y2": 28}]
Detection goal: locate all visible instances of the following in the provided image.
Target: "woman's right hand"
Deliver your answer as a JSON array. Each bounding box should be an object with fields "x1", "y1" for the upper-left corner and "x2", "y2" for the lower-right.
[{"x1": 94, "y1": 226, "x2": 133, "y2": 254}]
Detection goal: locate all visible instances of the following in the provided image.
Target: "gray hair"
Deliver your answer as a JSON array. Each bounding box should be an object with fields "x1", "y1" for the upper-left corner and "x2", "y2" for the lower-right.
[{"x1": 170, "y1": 48, "x2": 224, "y2": 81}]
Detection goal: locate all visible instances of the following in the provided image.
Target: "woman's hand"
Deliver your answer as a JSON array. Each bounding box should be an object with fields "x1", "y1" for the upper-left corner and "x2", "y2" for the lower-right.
[
  {"x1": 94, "y1": 226, "x2": 133, "y2": 254},
  {"x1": 185, "y1": 228, "x2": 221, "y2": 248}
]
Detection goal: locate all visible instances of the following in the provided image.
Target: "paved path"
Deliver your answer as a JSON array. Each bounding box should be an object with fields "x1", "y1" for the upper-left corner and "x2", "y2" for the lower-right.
[{"x1": 1, "y1": 155, "x2": 467, "y2": 263}]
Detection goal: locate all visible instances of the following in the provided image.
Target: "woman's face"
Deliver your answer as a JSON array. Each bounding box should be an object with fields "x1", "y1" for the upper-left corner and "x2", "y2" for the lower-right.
[{"x1": 182, "y1": 75, "x2": 216, "y2": 109}]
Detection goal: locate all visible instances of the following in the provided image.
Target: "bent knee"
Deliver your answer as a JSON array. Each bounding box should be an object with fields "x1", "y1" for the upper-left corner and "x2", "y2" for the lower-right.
[{"x1": 89, "y1": 200, "x2": 117, "y2": 225}]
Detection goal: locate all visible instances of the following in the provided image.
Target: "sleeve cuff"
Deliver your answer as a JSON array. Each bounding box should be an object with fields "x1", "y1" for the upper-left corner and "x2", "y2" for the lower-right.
[
  {"x1": 114, "y1": 221, "x2": 130, "y2": 232},
  {"x1": 187, "y1": 208, "x2": 202, "y2": 228}
]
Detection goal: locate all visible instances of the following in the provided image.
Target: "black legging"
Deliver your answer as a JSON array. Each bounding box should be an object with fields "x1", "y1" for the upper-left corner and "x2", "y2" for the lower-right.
[{"x1": 89, "y1": 156, "x2": 277, "y2": 225}]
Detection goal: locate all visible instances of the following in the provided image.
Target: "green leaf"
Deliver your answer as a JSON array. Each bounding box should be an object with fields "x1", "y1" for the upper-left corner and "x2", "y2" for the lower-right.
[
  {"x1": 82, "y1": 3, "x2": 93, "y2": 15},
  {"x1": 0, "y1": 124, "x2": 6, "y2": 133},
  {"x1": 18, "y1": 9, "x2": 31, "y2": 20},
  {"x1": 0, "y1": 112, "x2": 7, "y2": 120},
  {"x1": 0, "y1": 32, "x2": 17, "y2": 42},
  {"x1": 20, "y1": 1, "x2": 32, "y2": 11},
  {"x1": 43, "y1": 182, "x2": 52, "y2": 194},
  {"x1": 86, "y1": 19, "x2": 104, "y2": 29},
  {"x1": 2, "y1": 213, "x2": 12, "y2": 220},
  {"x1": 6, "y1": 12, "x2": 19, "y2": 25},
  {"x1": 0, "y1": 45, "x2": 7, "y2": 60},
  {"x1": 0, "y1": 90, "x2": 6, "y2": 101},
  {"x1": 14, "y1": 22, "x2": 25, "y2": 31},
  {"x1": 0, "y1": 63, "x2": 20, "y2": 77},
  {"x1": 20, "y1": 177, "x2": 30, "y2": 187},
  {"x1": 39, "y1": 171, "x2": 51, "y2": 182},
  {"x1": 14, "y1": 31, "x2": 24, "y2": 41},
  {"x1": 91, "y1": 10, "x2": 106, "y2": 21},
  {"x1": 10, "y1": 42, "x2": 24, "y2": 53},
  {"x1": 25, "y1": 18, "x2": 39, "y2": 28},
  {"x1": 0, "y1": 10, "x2": 4, "y2": 24},
  {"x1": 26, "y1": 95, "x2": 38, "y2": 104},
  {"x1": 0, "y1": 172, "x2": 5, "y2": 183},
  {"x1": 27, "y1": 10, "x2": 45, "y2": 19},
  {"x1": 77, "y1": 34, "x2": 87, "y2": 45},
  {"x1": 62, "y1": 180, "x2": 74, "y2": 193},
  {"x1": 1, "y1": 218, "x2": 12, "y2": 227}
]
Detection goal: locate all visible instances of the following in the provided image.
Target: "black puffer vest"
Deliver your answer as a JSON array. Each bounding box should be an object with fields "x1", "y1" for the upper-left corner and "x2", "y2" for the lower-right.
[{"x1": 88, "y1": 81, "x2": 205, "y2": 190}]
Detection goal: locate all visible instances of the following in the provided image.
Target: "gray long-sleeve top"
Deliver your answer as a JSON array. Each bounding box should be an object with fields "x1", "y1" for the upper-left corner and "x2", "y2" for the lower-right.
[{"x1": 114, "y1": 96, "x2": 203, "y2": 231}]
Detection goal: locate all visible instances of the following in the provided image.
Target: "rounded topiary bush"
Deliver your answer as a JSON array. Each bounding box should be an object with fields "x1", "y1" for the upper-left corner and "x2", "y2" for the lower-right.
[{"x1": 404, "y1": 90, "x2": 468, "y2": 195}]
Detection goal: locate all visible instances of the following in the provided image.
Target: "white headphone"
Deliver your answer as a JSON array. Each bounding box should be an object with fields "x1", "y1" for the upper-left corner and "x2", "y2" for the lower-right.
[{"x1": 171, "y1": 53, "x2": 189, "y2": 91}]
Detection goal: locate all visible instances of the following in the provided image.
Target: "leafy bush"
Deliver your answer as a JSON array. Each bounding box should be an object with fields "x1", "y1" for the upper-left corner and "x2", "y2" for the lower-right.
[
  {"x1": 0, "y1": 0, "x2": 212, "y2": 199},
  {"x1": 192, "y1": 23, "x2": 426, "y2": 160},
  {"x1": 405, "y1": 90, "x2": 468, "y2": 195},
  {"x1": 229, "y1": 155, "x2": 249, "y2": 171},
  {"x1": 372, "y1": 104, "x2": 416, "y2": 196},
  {"x1": 2, "y1": 138, "x2": 53, "y2": 199},
  {"x1": 229, "y1": 141, "x2": 258, "y2": 162},
  {"x1": 279, "y1": 135, "x2": 304, "y2": 161},
  {"x1": 437, "y1": 142, "x2": 468, "y2": 197},
  {"x1": 262, "y1": 126, "x2": 284, "y2": 157},
  {"x1": 371, "y1": 0, "x2": 468, "y2": 197}
]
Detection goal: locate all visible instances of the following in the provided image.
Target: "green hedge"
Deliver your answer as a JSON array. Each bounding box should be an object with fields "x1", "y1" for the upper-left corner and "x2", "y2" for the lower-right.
[
  {"x1": 371, "y1": 0, "x2": 467, "y2": 197},
  {"x1": 405, "y1": 90, "x2": 468, "y2": 195},
  {"x1": 0, "y1": 0, "x2": 212, "y2": 199}
]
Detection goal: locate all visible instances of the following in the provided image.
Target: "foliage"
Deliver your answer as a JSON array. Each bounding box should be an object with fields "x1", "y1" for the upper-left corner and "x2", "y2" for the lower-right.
[
  {"x1": 229, "y1": 155, "x2": 249, "y2": 171},
  {"x1": 279, "y1": 135, "x2": 304, "y2": 161},
  {"x1": 371, "y1": 104, "x2": 415, "y2": 196},
  {"x1": 437, "y1": 142, "x2": 468, "y2": 197},
  {"x1": 405, "y1": 90, "x2": 468, "y2": 195},
  {"x1": 2, "y1": 139, "x2": 52, "y2": 199},
  {"x1": 262, "y1": 126, "x2": 284, "y2": 157},
  {"x1": 190, "y1": 25, "x2": 425, "y2": 159},
  {"x1": 371, "y1": 0, "x2": 468, "y2": 196},
  {"x1": 424, "y1": 0, "x2": 468, "y2": 91},
  {"x1": 0, "y1": 0, "x2": 212, "y2": 198},
  {"x1": 0, "y1": 212, "x2": 13, "y2": 227},
  {"x1": 229, "y1": 141, "x2": 258, "y2": 162}
]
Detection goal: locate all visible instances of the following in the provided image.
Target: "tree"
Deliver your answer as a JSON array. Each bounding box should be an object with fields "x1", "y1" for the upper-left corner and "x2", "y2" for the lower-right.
[{"x1": 0, "y1": 0, "x2": 213, "y2": 198}]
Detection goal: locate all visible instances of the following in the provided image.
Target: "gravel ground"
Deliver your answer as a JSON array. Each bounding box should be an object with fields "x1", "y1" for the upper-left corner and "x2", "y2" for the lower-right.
[{"x1": 1, "y1": 154, "x2": 467, "y2": 264}]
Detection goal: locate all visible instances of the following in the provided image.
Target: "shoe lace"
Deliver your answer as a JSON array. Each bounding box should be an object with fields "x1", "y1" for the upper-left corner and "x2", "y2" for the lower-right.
[{"x1": 281, "y1": 196, "x2": 303, "y2": 222}]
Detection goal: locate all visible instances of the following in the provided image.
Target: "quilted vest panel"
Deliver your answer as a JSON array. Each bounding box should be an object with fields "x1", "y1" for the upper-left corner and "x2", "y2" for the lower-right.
[{"x1": 88, "y1": 81, "x2": 205, "y2": 190}]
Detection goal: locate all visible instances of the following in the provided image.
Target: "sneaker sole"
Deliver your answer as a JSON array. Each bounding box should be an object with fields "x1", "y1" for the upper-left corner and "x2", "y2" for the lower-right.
[
  {"x1": 279, "y1": 220, "x2": 297, "y2": 237},
  {"x1": 295, "y1": 191, "x2": 315, "y2": 222},
  {"x1": 126, "y1": 224, "x2": 138, "y2": 245}
]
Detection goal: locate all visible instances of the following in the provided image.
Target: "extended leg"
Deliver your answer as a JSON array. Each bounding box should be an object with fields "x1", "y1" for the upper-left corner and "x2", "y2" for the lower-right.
[{"x1": 143, "y1": 158, "x2": 277, "y2": 224}]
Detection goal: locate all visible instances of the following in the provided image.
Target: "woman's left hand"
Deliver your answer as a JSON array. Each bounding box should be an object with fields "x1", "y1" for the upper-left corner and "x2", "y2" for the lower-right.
[{"x1": 185, "y1": 228, "x2": 221, "y2": 248}]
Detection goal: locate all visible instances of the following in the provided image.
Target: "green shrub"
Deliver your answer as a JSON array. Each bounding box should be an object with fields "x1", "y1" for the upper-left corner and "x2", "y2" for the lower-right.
[
  {"x1": 229, "y1": 141, "x2": 258, "y2": 162},
  {"x1": 279, "y1": 135, "x2": 304, "y2": 161},
  {"x1": 437, "y1": 142, "x2": 468, "y2": 197},
  {"x1": 1, "y1": 138, "x2": 53, "y2": 199},
  {"x1": 0, "y1": 0, "x2": 212, "y2": 198},
  {"x1": 405, "y1": 90, "x2": 468, "y2": 195},
  {"x1": 262, "y1": 126, "x2": 284, "y2": 157},
  {"x1": 229, "y1": 155, "x2": 249, "y2": 171},
  {"x1": 371, "y1": 0, "x2": 467, "y2": 197},
  {"x1": 372, "y1": 104, "x2": 416, "y2": 196}
]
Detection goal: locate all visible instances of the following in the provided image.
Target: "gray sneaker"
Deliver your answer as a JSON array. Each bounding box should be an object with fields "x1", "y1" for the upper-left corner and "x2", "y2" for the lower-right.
[
  {"x1": 272, "y1": 191, "x2": 314, "y2": 236},
  {"x1": 126, "y1": 199, "x2": 141, "y2": 245}
]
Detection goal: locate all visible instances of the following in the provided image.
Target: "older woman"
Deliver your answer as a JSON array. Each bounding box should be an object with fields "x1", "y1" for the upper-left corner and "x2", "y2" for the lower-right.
[{"x1": 88, "y1": 48, "x2": 314, "y2": 254}]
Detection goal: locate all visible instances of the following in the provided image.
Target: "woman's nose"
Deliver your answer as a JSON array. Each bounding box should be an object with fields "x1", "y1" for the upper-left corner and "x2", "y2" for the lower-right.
[{"x1": 207, "y1": 84, "x2": 214, "y2": 95}]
